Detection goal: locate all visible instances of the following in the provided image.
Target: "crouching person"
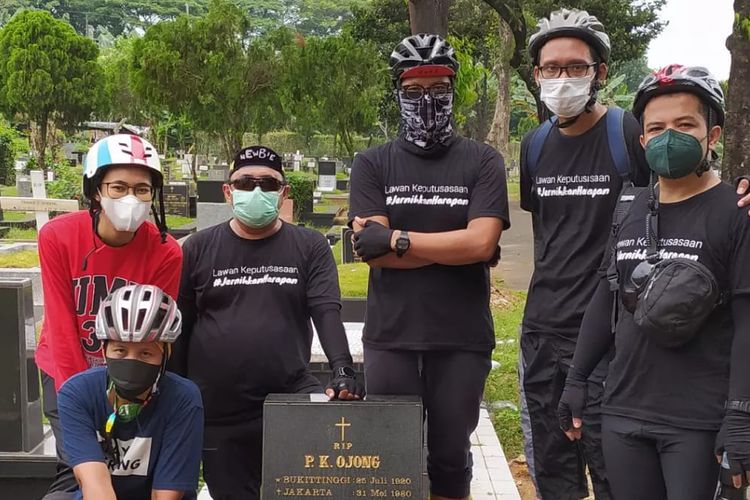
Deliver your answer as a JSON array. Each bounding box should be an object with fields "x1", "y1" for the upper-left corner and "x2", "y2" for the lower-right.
[{"x1": 49, "y1": 284, "x2": 203, "y2": 500}]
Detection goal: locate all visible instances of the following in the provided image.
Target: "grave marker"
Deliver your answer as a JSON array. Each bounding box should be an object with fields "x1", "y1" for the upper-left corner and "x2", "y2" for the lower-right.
[
  {"x1": 318, "y1": 160, "x2": 336, "y2": 192},
  {"x1": 163, "y1": 183, "x2": 191, "y2": 217},
  {"x1": 29, "y1": 171, "x2": 48, "y2": 228},
  {"x1": 342, "y1": 227, "x2": 356, "y2": 264},
  {"x1": 262, "y1": 395, "x2": 423, "y2": 500}
]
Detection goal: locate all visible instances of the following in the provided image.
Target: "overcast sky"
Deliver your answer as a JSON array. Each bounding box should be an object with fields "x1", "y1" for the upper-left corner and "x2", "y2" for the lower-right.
[{"x1": 646, "y1": 0, "x2": 734, "y2": 80}]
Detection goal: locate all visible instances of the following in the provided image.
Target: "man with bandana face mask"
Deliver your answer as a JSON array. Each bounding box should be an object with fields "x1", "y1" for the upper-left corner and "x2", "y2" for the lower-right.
[
  {"x1": 349, "y1": 34, "x2": 510, "y2": 500},
  {"x1": 51, "y1": 284, "x2": 203, "y2": 500},
  {"x1": 35, "y1": 134, "x2": 182, "y2": 496},
  {"x1": 172, "y1": 145, "x2": 362, "y2": 500}
]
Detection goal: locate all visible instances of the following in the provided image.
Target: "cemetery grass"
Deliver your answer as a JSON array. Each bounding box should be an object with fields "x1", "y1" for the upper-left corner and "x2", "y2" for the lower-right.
[
  {"x1": 0, "y1": 249, "x2": 39, "y2": 268},
  {"x1": 0, "y1": 184, "x2": 18, "y2": 196},
  {"x1": 5, "y1": 227, "x2": 37, "y2": 240},
  {"x1": 1, "y1": 211, "x2": 33, "y2": 222},
  {"x1": 165, "y1": 215, "x2": 195, "y2": 228}
]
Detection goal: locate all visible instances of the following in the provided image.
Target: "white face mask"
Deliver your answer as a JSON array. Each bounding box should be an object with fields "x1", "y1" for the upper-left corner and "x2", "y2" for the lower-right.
[
  {"x1": 99, "y1": 194, "x2": 151, "y2": 232},
  {"x1": 539, "y1": 75, "x2": 595, "y2": 118}
]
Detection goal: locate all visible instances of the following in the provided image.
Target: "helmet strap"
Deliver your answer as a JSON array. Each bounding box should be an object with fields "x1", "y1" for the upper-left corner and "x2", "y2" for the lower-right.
[
  {"x1": 152, "y1": 188, "x2": 169, "y2": 244},
  {"x1": 695, "y1": 107, "x2": 714, "y2": 177}
]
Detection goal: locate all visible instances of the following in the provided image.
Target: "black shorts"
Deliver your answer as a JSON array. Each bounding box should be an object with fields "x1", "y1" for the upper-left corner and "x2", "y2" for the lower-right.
[{"x1": 364, "y1": 347, "x2": 492, "y2": 499}]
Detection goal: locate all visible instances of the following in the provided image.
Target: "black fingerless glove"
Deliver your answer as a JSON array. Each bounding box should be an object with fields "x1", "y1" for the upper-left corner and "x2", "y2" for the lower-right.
[
  {"x1": 326, "y1": 366, "x2": 365, "y2": 399},
  {"x1": 717, "y1": 408, "x2": 750, "y2": 480},
  {"x1": 557, "y1": 369, "x2": 587, "y2": 432}
]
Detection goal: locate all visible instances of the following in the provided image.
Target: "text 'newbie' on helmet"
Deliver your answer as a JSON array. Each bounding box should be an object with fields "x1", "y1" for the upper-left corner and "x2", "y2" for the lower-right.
[
  {"x1": 528, "y1": 8, "x2": 611, "y2": 64},
  {"x1": 96, "y1": 284, "x2": 181, "y2": 344}
]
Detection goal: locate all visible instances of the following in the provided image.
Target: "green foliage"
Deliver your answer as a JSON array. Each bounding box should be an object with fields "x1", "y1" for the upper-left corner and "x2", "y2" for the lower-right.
[
  {"x1": 598, "y1": 73, "x2": 635, "y2": 110},
  {"x1": 449, "y1": 37, "x2": 492, "y2": 128},
  {"x1": 0, "y1": 10, "x2": 103, "y2": 169},
  {"x1": 510, "y1": 73, "x2": 539, "y2": 140},
  {"x1": 280, "y1": 34, "x2": 386, "y2": 156},
  {"x1": 0, "y1": 120, "x2": 19, "y2": 185},
  {"x1": 736, "y1": 13, "x2": 750, "y2": 40},
  {"x1": 5, "y1": 227, "x2": 37, "y2": 240},
  {"x1": 47, "y1": 161, "x2": 83, "y2": 202},
  {"x1": 132, "y1": 0, "x2": 279, "y2": 162},
  {"x1": 262, "y1": 130, "x2": 378, "y2": 158},
  {"x1": 609, "y1": 55, "x2": 652, "y2": 93},
  {"x1": 165, "y1": 215, "x2": 194, "y2": 228},
  {"x1": 286, "y1": 170, "x2": 316, "y2": 220}
]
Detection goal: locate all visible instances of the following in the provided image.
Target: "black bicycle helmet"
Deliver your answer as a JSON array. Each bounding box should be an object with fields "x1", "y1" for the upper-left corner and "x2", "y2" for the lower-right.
[
  {"x1": 528, "y1": 8, "x2": 611, "y2": 64},
  {"x1": 389, "y1": 34, "x2": 459, "y2": 83},
  {"x1": 633, "y1": 64, "x2": 725, "y2": 126}
]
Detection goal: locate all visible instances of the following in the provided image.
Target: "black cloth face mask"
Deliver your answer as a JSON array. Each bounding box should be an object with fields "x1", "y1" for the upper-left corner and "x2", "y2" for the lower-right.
[
  {"x1": 398, "y1": 90, "x2": 454, "y2": 149},
  {"x1": 106, "y1": 357, "x2": 161, "y2": 402}
]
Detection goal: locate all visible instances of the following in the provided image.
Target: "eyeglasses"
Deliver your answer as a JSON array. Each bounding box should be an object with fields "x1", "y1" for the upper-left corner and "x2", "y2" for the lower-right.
[
  {"x1": 538, "y1": 63, "x2": 597, "y2": 79},
  {"x1": 229, "y1": 176, "x2": 285, "y2": 192},
  {"x1": 400, "y1": 83, "x2": 453, "y2": 100},
  {"x1": 101, "y1": 182, "x2": 154, "y2": 202}
]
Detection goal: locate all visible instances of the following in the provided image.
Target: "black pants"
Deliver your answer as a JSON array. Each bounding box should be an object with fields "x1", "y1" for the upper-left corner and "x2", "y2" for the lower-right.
[
  {"x1": 364, "y1": 347, "x2": 492, "y2": 499},
  {"x1": 519, "y1": 332, "x2": 612, "y2": 500},
  {"x1": 602, "y1": 414, "x2": 719, "y2": 500},
  {"x1": 41, "y1": 372, "x2": 79, "y2": 496},
  {"x1": 202, "y1": 372, "x2": 322, "y2": 500}
]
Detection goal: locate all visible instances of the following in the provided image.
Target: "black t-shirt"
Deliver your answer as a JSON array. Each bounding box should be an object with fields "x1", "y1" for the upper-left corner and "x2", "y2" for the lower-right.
[
  {"x1": 348, "y1": 136, "x2": 510, "y2": 351},
  {"x1": 603, "y1": 182, "x2": 750, "y2": 430},
  {"x1": 520, "y1": 110, "x2": 650, "y2": 338},
  {"x1": 178, "y1": 222, "x2": 340, "y2": 424}
]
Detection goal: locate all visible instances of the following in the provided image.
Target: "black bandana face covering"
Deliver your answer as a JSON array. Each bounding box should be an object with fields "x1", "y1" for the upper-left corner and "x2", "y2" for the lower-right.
[{"x1": 398, "y1": 91, "x2": 454, "y2": 149}]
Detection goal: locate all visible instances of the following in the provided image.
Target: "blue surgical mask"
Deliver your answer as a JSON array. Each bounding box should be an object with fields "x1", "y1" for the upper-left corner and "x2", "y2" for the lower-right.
[{"x1": 231, "y1": 187, "x2": 280, "y2": 228}]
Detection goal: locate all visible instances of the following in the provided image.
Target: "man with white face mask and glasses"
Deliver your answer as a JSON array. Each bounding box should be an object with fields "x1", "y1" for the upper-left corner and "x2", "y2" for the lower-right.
[
  {"x1": 36, "y1": 134, "x2": 182, "y2": 496},
  {"x1": 517, "y1": 9, "x2": 652, "y2": 500},
  {"x1": 172, "y1": 145, "x2": 362, "y2": 499}
]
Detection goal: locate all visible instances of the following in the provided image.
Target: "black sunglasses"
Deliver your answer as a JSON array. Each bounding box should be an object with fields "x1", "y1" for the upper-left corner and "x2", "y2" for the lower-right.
[{"x1": 229, "y1": 176, "x2": 285, "y2": 192}]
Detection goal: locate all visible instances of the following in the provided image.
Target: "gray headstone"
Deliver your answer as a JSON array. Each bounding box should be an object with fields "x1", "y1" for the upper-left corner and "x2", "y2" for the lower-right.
[
  {"x1": 207, "y1": 168, "x2": 229, "y2": 182},
  {"x1": 0, "y1": 279, "x2": 42, "y2": 452},
  {"x1": 16, "y1": 177, "x2": 32, "y2": 198},
  {"x1": 197, "y1": 202, "x2": 233, "y2": 231},
  {"x1": 262, "y1": 395, "x2": 423, "y2": 500}
]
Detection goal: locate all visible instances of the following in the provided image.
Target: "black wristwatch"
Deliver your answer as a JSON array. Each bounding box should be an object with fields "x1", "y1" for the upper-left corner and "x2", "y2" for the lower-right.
[
  {"x1": 726, "y1": 400, "x2": 750, "y2": 414},
  {"x1": 395, "y1": 230, "x2": 410, "y2": 258},
  {"x1": 334, "y1": 366, "x2": 356, "y2": 378}
]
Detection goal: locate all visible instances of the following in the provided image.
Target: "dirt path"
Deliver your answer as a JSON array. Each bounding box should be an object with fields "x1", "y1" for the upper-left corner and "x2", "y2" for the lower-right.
[{"x1": 494, "y1": 200, "x2": 534, "y2": 292}]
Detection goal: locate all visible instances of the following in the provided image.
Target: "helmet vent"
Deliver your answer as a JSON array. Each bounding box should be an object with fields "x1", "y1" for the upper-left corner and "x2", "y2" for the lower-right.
[
  {"x1": 121, "y1": 309, "x2": 129, "y2": 330},
  {"x1": 135, "y1": 308, "x2": 147, "y2": 331},
  {"x1": 105, "y1": 307, "x2": 115, "y2": 329},
  {"x1": 143, "y1": 290, "x2": 152, "y2": 301}
]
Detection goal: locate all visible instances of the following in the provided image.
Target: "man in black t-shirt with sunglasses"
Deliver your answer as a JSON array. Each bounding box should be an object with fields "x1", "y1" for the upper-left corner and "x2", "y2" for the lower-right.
[{"x1": 171, "y1": 145, "x2": 362, "y2": 499}]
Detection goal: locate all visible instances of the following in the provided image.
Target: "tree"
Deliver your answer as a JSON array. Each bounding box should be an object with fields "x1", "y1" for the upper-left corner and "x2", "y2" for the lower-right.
[
  {"x1": 722, "y1": 0, "x2": 750, "y2": 179},
  {"x1": 0, "y1": 10, "x2": 103, "y2": 170},
  {"x1": 131, "y1": 0, "x2": 279, "y2": 163},
  {"x1": 281, "y1": 34, "x2": 386, "y2": 157},
  {"x1": 407, "y1": 0, "x2": 452, "y2": 36}
]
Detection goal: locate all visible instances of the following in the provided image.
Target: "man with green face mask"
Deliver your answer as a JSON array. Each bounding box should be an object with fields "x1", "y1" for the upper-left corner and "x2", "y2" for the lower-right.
[
  {"x1": 557, "y1": 64, "x2": 750, "y2": 500},
  {"x1": 172, "y1": 145, "x2": 362, "y2": 499}
]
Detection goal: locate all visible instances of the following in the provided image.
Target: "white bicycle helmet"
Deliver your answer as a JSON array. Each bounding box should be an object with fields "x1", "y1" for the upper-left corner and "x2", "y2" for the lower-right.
[
  {"x1": 528, "y1": 8, "x2": 611, "y2": 64},
  {"x1": 389, "y1": 34, "x2": 459, "y2": 83},
  {"x1": 96, "y1": 285, "x2": 181, "y2": 344},
  {"x1": 83, "y1": 134, "x2": 163, "y2": 198},
  {"x1": 633, "y1": 64, "x2": 725, "y2": 126}
]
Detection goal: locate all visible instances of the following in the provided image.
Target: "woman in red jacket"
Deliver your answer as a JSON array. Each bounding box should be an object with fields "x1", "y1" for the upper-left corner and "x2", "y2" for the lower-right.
[{"x1": 36, "y1": 134, "x2": 182, "y2": 495}]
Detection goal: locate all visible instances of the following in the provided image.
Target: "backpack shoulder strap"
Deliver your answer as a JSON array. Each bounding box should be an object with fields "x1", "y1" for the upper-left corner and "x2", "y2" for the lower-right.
[
  {"x1": 526, "y1": 117, "x2": 557, "y2": 179},
  {"x1": 607, "y1": 185, "x2": 649, "y2": 290},
  {"x1": 606, "y1": 107, "x2": 631, "y2": 185}
]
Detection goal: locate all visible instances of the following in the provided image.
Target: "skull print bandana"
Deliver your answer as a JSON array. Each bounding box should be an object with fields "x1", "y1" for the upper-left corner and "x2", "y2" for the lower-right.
[{"x1": 398, "y1": 91, "x2": 454, "y2": 149}]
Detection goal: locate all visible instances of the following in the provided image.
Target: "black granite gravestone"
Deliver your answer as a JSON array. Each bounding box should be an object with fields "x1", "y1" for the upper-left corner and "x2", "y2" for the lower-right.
[
  {"x1": 163, "y1": 183, "x2": 190, "y2": 217},
  {"x1": 0, "y1": 279, "x2": 42, "y2": 452},
  {"x1": 262, "y1": 395, "x2": 423, "y2": 500}
]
